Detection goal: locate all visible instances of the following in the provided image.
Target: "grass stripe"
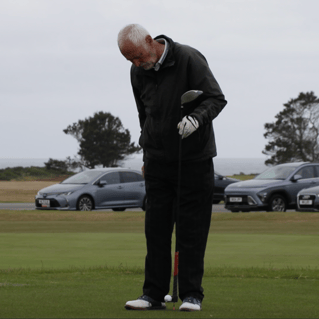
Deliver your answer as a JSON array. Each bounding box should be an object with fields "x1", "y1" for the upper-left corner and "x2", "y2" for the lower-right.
[{"x1": 1, "y1": 265, "x2": 319, "y2": 280}]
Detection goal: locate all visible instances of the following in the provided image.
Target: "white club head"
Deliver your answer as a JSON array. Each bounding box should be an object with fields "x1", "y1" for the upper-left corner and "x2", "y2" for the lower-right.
[{"x1": 164, "y1": 295, "x2": 172, "y2": 302}]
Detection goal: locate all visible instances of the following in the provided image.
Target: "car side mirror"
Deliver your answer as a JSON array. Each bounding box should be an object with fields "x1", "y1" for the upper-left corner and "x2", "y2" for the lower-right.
[
  {"x1": 99, "y1": 180, "x2": 107, "y2": 187},
  {"x1": 292, "y1": 174, "x2": 302, "y2": 182}
]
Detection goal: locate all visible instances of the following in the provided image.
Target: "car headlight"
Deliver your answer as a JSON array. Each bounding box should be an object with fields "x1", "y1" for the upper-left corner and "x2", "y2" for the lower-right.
[
  {"x1": 58, "y1": 192, "x2": 73, "y2": 196},
  {"x1": 257, "y1": 192, "x2": 268, "y2": 202}
]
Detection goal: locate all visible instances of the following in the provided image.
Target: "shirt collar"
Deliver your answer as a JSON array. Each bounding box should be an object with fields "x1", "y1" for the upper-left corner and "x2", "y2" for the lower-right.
[{"x1": 154, "y1": 38, "x2": 169, "y2": 71}]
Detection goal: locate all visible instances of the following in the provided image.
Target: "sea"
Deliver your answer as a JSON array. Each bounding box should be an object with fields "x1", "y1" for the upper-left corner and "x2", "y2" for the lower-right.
[{"x1": 0, "y1": 156, "x2": 269, "y2": 176}]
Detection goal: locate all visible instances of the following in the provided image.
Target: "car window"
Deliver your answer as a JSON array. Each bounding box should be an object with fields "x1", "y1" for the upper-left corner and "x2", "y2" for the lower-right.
[
  {"x1": 100, "y1": 172, "x2": 120, "y2": 185},
  {"x1": 315, "y1": 166, "x2": 319, "y2": 177},
  {"x1": 295, "y1": 166, "x2": 315, "y2": 179},
  {"x1": 120, "y1": 172, "x2": 143, "y2": 183},
  {"x1": 61, "y1": 170, "x2": 103, "y2": 184},
  {"x1": 135, "y1": 173, "x2": 144, "y2": 181},
  {"x1": 255, "y1": 166, "x2": 296, "y2": 180}
]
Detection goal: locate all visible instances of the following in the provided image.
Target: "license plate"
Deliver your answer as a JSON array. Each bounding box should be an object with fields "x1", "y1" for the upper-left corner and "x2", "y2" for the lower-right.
[
  {"x1": 229, "y1": 197, "x2": 242, "y2": 203},
  {"x1": 39, "y1": 199, "x2": 50, "y2": 207},
  {"x1": 300, "y1": 200, "x2": 312, "y2": 205}
]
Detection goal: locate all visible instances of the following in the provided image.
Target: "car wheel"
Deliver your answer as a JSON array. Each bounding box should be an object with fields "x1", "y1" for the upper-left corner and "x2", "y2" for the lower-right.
[
  {"x1": 77, "y1": 195, "x2": 93, "y2": 211},
  {"x1": 231, "y1": 210, "x2": 239, "y2": 213},
  {"x1": 213, "y1": 200, "x2": 220, "y2": 204},
  {"x1": 112, "y1": 208, "x2": 126, "y2": 212},
  {"x1": 269, "y1": 195, "x2": 286, "y2": 212}
]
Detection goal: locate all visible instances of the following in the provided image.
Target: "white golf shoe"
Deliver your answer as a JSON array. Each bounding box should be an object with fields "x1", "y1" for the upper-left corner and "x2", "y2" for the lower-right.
[
  {"x1": 179, "y1": 296, "x2": 202, "y2": 311},
  {"x1": 125, "y1": 295, "x2": 166, "y2": 310}
]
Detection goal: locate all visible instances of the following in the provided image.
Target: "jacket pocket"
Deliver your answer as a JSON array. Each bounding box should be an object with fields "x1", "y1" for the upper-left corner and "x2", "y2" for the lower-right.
[
  {"x1": 140, "y1": 118, "x2": 161, "y2": 152},
  {"x1": 182, "y1": 124, "x2": 210, "y2": 157}
]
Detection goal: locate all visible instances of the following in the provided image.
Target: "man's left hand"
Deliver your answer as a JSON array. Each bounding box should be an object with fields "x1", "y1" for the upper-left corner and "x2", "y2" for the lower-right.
[{"x1": 177, "y1": 115, "x2": 199, "y2": 139}]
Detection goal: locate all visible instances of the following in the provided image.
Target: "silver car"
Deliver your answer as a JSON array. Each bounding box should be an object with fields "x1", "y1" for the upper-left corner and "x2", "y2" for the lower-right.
[
  {"x1": 35, "y1": 168, "x2": 146, "y2": 211},
  {"x1": 224, "y1": 162, "x2": 319, "y2": 212},
  {"x1": 297, "y1": 185, "x2": 319, "y2": 212}
]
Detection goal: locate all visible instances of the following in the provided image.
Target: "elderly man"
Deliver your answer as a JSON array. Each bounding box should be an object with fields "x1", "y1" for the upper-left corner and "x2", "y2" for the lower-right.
[{"x1": 118, "y1": 24, "x2": 227, "y2": 311}]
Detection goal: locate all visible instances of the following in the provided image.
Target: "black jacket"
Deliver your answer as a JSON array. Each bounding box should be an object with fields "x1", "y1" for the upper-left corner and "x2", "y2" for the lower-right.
[{"x1": 131, "y1": 35, "x2": 227, "y2": 163}]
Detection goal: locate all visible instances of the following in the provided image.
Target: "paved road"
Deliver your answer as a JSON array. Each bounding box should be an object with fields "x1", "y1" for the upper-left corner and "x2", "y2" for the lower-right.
[{"x1": 0, "y1": 203, "x2": 229, "y2": 213}]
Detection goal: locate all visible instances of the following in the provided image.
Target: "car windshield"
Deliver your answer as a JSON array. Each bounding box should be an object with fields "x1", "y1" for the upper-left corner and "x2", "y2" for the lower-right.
[
  {"x1": 61, "y1": 171, "x2": 103, "y2": 184},
  {"x1": 255, "y1": 166, "x2": 296, "y2": 180}
]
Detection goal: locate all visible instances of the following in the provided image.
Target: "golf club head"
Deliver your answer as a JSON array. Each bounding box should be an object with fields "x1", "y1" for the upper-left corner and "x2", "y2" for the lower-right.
[{"x1": 181, "y1": 90, "x2": 203, "y2": 105}]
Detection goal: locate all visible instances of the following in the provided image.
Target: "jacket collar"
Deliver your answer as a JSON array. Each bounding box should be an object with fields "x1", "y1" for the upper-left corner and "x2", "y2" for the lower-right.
[
  {"x1": 154, "y1": 35, "x2": 175, "y2": 69},
  {"x1": 154, "y1": 38, "x2": 169, "y2": 71}
]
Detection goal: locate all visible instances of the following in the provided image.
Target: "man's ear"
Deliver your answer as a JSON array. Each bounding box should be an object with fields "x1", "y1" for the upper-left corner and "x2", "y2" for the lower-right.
[{"x1": 145, "y1": 35, "x2": 153, "y2": 44}]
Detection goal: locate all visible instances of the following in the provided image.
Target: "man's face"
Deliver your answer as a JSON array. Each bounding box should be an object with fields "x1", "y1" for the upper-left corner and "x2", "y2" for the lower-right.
[{"x1": 121, "y1": 38, "x2": 157, "y2": 70}]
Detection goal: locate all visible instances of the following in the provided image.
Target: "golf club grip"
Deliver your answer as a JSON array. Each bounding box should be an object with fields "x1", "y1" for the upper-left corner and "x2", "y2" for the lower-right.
[
  {"x1": 174, "y1": 251, "x2": 179, "y2": 276},
  {"x1": 172, "y1": 251, "x2": 179, "y2": 302}
]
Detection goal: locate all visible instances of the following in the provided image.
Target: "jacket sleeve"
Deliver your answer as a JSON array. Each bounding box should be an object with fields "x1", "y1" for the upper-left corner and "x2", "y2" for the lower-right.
[
  {"x1": 186, "y1": 49, "x2": 227, "y2": 126},
  {"x1": 130, "y1": 66, "x2": 146, "y2": 131}
]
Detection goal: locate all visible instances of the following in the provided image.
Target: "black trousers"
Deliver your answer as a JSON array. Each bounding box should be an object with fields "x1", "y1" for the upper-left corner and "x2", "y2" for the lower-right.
[{"x1": 142, "y1": 158, "x2": 214, "y2": 302}]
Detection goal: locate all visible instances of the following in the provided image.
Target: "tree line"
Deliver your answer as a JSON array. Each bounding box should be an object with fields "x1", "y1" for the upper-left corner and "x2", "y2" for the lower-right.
[
  {"x1": 263, "y1": 91, "x2": 319, "y2": 165},
  {"x1": 50, "y1": 91, "x2": 318, "y2": 171}
]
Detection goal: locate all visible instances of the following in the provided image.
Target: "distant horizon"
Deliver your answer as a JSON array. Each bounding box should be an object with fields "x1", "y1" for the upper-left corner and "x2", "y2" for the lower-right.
[
  {"x1": 0, "y1": 157, "x2": 269, "y2": 176},
  {"x1": 0, "y1": 156, "x2": 268, "y2": 160}
]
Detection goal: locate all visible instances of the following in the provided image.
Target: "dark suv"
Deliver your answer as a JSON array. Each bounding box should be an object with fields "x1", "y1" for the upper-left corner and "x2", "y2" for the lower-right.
[
  {"x1": 224, "y1": 162, "x2": 319, "y2": 212},
  {"x1": 213, "y1": 172, "x2": 239, "y2": 204}
]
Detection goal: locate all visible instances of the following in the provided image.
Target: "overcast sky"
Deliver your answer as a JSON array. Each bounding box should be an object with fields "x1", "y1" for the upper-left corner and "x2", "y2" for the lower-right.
[{"x1": 1, "y1": 0, "x2": 318, "y2": 161}]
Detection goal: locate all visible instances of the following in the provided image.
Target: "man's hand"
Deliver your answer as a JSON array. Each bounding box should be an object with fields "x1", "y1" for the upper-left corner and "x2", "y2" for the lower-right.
[
  {"x1": 141, "y1": 165, "x2": 145, "y2": 179},
  {"x1": 177, "y1": 115, "x2": 199, "y2": 139}
]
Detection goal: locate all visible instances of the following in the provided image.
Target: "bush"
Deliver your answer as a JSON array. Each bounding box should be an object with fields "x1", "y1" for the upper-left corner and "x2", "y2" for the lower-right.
[
  {"x1": 44, "y1": 158, "x2": 69, "y2": 172},
  {"x1": 0, "y1": 171, "x2": 17, "y2": 181},
  {"x1": 28, "y1": 166, "x2": 49, "y2": 177},
  {"x1": 0, "y1": 166, "x2": 74, "y2": 181}
]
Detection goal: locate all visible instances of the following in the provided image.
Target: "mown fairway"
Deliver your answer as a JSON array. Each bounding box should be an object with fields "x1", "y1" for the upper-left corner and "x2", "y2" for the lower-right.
[{"x1": 1, "y1": 210, "x2": 319, "y2": 318}]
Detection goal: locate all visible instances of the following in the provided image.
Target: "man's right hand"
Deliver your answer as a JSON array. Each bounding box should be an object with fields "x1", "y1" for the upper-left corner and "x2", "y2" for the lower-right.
[{"x1": 142, "y1": 165, "x2": 145, "y2": 179}]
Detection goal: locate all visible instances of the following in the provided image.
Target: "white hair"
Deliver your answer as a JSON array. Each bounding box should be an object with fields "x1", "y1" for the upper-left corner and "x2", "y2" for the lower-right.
[{"x1": 117, "y1": 24, "x2": 150, "y2": 50}]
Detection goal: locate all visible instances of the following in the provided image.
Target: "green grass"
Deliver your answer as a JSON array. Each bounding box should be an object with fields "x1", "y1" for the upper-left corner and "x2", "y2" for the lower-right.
[
  {"x1": 226, "y1": 174, "x2": 257, "y2": 181},
  {"x1": 1, "y1": 266, "x2": 319, "y2": 318},
  {"x1": 0, "y1": 210, "x2": 319, "y2": 318},
  {"x1": 1, "y1": 233, "x2": 319, "y2": 269}
]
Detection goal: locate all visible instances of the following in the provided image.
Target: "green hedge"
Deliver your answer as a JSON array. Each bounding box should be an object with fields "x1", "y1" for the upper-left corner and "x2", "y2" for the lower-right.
[{"x1": 0, "y1": 166, "x2": 74, "y2": 181}]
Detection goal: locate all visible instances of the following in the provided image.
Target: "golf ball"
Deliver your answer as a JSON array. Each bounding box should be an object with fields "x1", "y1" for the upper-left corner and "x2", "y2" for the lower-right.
[{"x1": 164, "y1": 295, "x2": 172, "y2": 302}]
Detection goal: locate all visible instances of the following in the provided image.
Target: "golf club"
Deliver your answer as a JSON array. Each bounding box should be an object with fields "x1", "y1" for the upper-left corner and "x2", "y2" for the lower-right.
[{"x1": 166, "y1": 90, "x2": 203, "y2": 310}]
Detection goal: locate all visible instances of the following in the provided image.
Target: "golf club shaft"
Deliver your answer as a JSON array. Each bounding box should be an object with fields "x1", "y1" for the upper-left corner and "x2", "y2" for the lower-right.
[
  {"x1": 170, "y1": 91, "x2": 203, "y2": 309},
  {"x1": 172, "y1": 105, "x2": 184, "y2": 307}
]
